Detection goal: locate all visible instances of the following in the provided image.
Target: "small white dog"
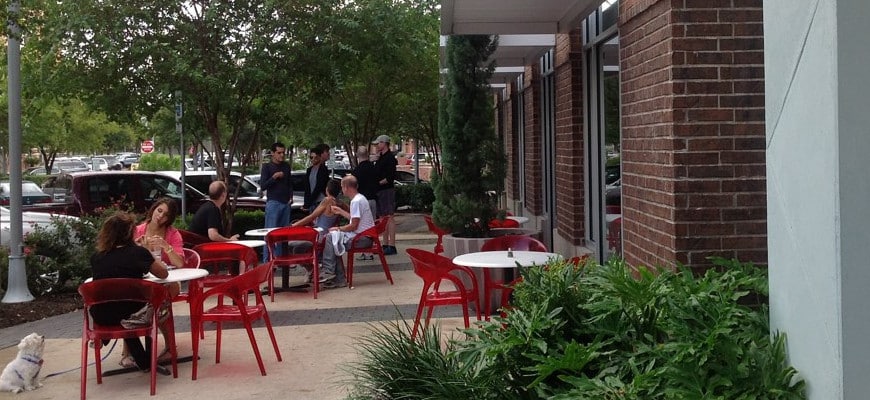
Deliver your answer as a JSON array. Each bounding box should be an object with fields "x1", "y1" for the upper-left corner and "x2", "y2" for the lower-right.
[{"x1": 0, "y1": 333, "x2": 45, "y2": 394}]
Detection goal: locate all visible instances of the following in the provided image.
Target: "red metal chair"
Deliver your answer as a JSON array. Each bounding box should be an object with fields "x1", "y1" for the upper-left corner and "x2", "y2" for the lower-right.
[
  {"x1": 190, "y1": 264, "x2": 282, "y2": 380},
  {"x1": 423, "y1": 215, "x2": 448, "y2": 254},
  {"x1": 346, "y1": 217, "x2": 393, "y2": 289},
  {"x1": 179, "y1": 229, "x2": 210, "y2": 249},
  {"x1": 172, "y1": 248, "x2": 202, "y2": 304},
  {"x1": 264, "y1": 226, "x2": 319, "y2": 300},
  {"x1": 406, "y1": 248, "x2": 481, "y2": 339},
  {"x1": 78, "y1": 278, "x2": 178, "y2": 399},
  {"x1": 479, "y1": 235, "x2": 547, "y2": 320},
  {"x1": 193, "y1": 242, "x2": 259, "y2": 292}
]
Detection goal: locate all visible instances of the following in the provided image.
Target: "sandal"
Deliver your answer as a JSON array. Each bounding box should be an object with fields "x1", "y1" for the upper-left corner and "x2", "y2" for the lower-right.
[
  {"x1": 119, "y1": 355, "x2": 137, "y2": 369},
  {"x1": 157, "y1": 348, "x2": 173, "y2": 364}
]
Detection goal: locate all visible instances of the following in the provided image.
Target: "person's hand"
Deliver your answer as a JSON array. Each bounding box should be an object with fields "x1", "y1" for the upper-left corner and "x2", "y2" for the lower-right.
[
  {"x1": 229, "y1": 234, "x2": 240, "y2": 241},
  {"x1": 330, "y1": 205, "x2": 343, "y2": 214},
  {"x1": 329, "y1": 227, "x2": 340, "y2": 232},
  {"x1": 273, "y1": 171, "x2": 284, "y2": 179}
]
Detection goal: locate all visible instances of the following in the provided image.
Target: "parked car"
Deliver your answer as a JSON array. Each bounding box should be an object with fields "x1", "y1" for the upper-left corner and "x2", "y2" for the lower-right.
[
  {"x1": 0, "y1": 206, "x2": 79, "y2": 247},
  {"x1": 53, "y1": 159, "x2": 91, "y2": 173},
  {"x1": 120, "y1": 155, "x2": 140, "y2": 169},
  {"x1": 95, "y1": 155, "x2": 123, "y2": 171},
  {"x1": 395, "y1": 170, "x2": 427, "y2": 185},
  {"x1": 157, "y1": 170, "x2": 302, "y2": 215},
  {"x1": 33, "y1": 171, "x2": 211, "y2": 217},
  {"x1": 0, "y1": 181, "x2": 53, "y2": 206}
]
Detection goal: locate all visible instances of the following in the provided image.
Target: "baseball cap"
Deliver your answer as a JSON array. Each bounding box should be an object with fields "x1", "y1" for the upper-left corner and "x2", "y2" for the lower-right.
[{"x1": 372, "y1": 135, "x2": 391, "y2": 144}]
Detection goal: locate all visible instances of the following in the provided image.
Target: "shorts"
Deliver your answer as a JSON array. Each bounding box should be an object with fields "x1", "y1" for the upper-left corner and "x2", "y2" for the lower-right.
[{"x1": 377, "y1": 188, "x2": 396, "y2": 216}]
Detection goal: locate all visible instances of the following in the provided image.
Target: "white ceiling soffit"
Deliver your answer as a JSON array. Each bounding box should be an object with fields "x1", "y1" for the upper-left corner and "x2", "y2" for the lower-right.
[
  {"x1": 439, "y1": 34, "x2": 555, "y2": 67},
  {"x1": 440, "y1": 0, "x2": 601, "y2": 35}
]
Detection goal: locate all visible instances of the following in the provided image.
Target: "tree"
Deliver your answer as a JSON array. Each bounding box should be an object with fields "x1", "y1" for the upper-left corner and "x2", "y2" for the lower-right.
[
  {"x1": 291, "y1": 0, "x2": 441, "y2": 163},
  {"x1": 32, "y1": 0, "x2": 340, "y2": 177},
  {"x1": 432, "y1": 35, "x2": 504, "y2": 237}
]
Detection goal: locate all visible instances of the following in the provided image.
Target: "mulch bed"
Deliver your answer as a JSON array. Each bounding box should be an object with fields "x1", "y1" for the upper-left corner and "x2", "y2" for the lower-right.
[{"x1": 0, "y1": 291, "x2": 83, "y2": 329}]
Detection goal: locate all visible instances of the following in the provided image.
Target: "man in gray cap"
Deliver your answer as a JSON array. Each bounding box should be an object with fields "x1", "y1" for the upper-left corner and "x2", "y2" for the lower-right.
[{"x1": 372, "y1": 134, "x2": 398, "y2": 255}]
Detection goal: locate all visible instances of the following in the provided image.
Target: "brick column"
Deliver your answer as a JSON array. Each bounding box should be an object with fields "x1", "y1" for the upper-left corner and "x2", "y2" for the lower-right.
[
  {"x1": 523, "y1": 64, "x2": 543, "y2": 215},
  {"x1": 619, "y1": 0, "x2": 766, "y2": 270},
  {"x1": 553, "y1": 30, "x2": 586, "y2": 244}
]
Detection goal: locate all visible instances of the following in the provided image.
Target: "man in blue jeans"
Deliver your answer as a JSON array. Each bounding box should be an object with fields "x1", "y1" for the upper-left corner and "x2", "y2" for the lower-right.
[
  {"x1": 259, "y1": 142, "x2": 293, "y2": 262},
  {"x1": 319, "y1": 175, "x2": 374, "y2": 288}
]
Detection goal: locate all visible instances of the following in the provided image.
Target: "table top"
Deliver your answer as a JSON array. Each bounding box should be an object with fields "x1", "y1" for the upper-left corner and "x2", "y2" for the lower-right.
[
  {"x1": 145, "y1": 268, "x2": 209, "y2": 283},
  {"x1": 245, "y1": 227, "x2": 279, "y2": 237},
  {"x1": 452, "y1": 250, "x2": 561, "y2": 269},
  {"x1": 226, "y1": 239, "x2": 266, "y2": 248},
  {"x1": 86, "y1": 268, "x2": 209, "y2": 284}
]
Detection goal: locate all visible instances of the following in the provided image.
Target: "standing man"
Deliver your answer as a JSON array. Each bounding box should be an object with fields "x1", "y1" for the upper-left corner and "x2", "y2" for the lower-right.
[
  {"x1": 260, "y1": 142, "x2": 293, "y2": 261},
  {"x1": 188, "y1": 181, "x2": 240, "y2": 242},
  {"x1": 303, "y1": 144, "x2": 331, "y2": 212},
  {"x1": 372, "y1": 135, "x2": 398, "y2": 255},
  {"x1": 353, "y1": 144, "x2": 378, "y2": 218},
  {"x1": 319, "y1": 175, "x2": 375, "y2": 288}
]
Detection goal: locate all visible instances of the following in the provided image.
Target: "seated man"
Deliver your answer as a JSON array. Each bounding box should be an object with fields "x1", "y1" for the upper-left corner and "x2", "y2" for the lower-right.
[
  {"x1": 318, "y1": 175, "x2": 375, "y2": 288},
  {"x1": 188, "y1": 181, "x2": 240, "y2": 242}
]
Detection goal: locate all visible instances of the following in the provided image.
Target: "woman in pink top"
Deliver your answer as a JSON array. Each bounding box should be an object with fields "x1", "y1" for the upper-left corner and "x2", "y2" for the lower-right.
[{"x1": 118, "y1": 197, "x2": 184, "y2": 368}]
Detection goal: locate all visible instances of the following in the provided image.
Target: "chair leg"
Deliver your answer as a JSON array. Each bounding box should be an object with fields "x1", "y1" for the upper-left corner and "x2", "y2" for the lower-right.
[
  {"x1": 346, "y1": 254, "x2": 355, "y2": 288},
  {"x1": 261, "y1": 312, "x2": 283, "y2": 362},
  {"x1": 80, "y1": 336, "x2": 88, "y2": 400},
  {"x1": 242, "y1": 319, "x2": 267, "y2": 376},
  {"x1": 215, "y1": 322, "x2": 222, "y2": 364},
  {"x1": 268, "y1": 264, "x2": 276, "y2": 303},
  {"x1": 149, "y1": 326, "x2": 159, "y2": 395},
  {"x1": 376, "y1": 251, "x2": 393, "y2": 284},
  {"x1": 93, "y1": 342, "x2": 102, "y2": 384},
  {"x1": 311, "y1": 261, "x2": 319, "y2": 299},
  {"x1": 411, "y1": 291, "x2": 428, "y2": 340},
  {"x1": 192, "y1": 319, "x2": 201, "y2": 380}
]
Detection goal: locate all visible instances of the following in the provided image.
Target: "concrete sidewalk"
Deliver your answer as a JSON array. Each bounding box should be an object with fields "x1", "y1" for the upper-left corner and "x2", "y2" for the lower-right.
[{"x1": 0, "y1": 213, "x2": 470, "y2": 400}]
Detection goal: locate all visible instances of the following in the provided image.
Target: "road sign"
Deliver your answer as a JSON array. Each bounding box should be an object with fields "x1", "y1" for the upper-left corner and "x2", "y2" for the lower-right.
[{"x1": 141, "y1": 140, "x2": 154, "y2": 153}]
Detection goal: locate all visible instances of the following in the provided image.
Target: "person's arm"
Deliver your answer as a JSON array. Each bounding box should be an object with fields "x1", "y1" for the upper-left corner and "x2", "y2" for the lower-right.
[
  {"x1": 163, "y1": 228, "x2": 185, "y2": 268},
  {"x1": 207, "y1": 228, "x2": 238, "y2": 242},
  {"x1": 149, "y1": 256, "x2": 169, "y2": 279},
  {"x1": 292, "y1": 200, "x2": 328, "y2": 226},
  {"x1": 330, "y1": 205, "x2": 350, "y2": 219}
]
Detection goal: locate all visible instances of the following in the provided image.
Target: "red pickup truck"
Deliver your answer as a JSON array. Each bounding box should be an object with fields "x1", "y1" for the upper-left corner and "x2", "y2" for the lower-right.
[{"x1": 30, "y1": 171, "x2": 265, "y2": 217}]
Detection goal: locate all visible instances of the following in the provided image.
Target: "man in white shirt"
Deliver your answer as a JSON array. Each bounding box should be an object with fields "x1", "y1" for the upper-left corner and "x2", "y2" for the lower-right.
[{"x1": 319, "y1": 175, "x2": 375, "y2": 288}]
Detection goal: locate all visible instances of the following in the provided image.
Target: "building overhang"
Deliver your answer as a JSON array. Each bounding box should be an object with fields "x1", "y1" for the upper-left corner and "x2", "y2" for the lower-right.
[
  {"x1": 440, "y1": 0, "x2": 600, "y2": 87},
  {"x1": 440, "y1": 0, "x2": 600, "y2": 35}
]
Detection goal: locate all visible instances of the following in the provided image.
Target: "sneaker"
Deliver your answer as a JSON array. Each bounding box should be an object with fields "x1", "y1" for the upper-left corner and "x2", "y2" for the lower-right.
[
  {"x1": 383, "y1": 246, "x2": 397, "y2": 255},
  {"x1": 322, "y1": 280, "x2": 347, "y2": 289},
  {"x1": 356, "y1": 254, "x2": 374, "y2": 261},
  {"x1": 318, "y1": 273, "x2": 336, "y2": 283}
]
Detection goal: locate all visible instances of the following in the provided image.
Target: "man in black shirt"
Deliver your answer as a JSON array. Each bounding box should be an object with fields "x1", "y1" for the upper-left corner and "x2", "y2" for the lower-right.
[
  {"x1": 372, "y1": 135, "x2": 398, "y2": 255},
  {"x1": 189, "y1": 181, "x2": 239, "y2": 242}
]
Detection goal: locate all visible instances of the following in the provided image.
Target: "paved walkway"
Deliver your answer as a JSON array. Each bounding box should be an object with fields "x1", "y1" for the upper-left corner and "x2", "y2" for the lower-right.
[{"x1": 0, "y1": 214, "x2": 470, "y2": 400}]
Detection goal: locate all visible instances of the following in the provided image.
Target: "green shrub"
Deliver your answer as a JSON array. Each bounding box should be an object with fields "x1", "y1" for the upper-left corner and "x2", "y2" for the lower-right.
[
  {"x1": 230, "y1": 210, "x2": 265, "y2": 236},
  {"x1": 396, "y1": 183, "x2": 435, "y2": 212},
  {"x1": 349, "y1": 258, "x2": 806, "y2": 399},
  {"x1": 138, "y1": 153, "x2": 182, "y2": 171}
]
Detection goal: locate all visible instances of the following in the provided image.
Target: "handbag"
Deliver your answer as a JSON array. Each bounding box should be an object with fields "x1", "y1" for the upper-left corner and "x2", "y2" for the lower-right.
[{"x1": 120, "y1": 304, "x2": 154, "y2": 329}]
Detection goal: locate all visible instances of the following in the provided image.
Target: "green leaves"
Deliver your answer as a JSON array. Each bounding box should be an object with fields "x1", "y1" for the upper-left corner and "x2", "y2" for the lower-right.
[{"x1": 348, "y1": 257, "x2": 806, "y2": 399}]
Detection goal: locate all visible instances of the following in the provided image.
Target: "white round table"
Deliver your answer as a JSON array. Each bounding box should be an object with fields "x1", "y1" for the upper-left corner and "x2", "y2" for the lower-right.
[
  {"x1": 226, "y1": 239, "x2": 266, "y2": 248},
  {"x1": 452, "y1": 250, "x2": 560, "y2": 269},
  {"x1": 145, "y1": 268, "x2": 209, "y2": 283},
  {"x1": 244, "y1": 227, "x2": 279, "y2": 237},
  {"x1": 506, "y1": 216, "x2": 529, "y2": 225},
  {"x1": 453, "y1": 250, "x2": 561, "y2": 319}
]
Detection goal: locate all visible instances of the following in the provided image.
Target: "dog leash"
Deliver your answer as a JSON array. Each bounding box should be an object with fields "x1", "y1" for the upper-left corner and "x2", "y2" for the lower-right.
[{"x1": 43, "y1": 339, "x2": 118, "y2": 379}]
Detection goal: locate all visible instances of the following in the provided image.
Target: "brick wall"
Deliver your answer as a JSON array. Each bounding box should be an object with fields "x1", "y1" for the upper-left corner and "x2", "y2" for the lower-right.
[
  {"x1": 523, "y1": 64, "x2": 543, "y2": 215},
  {"x1": 553, "y1": 30, "x2": 586, "y2": 245},
  {"x1": 619, "y1": 0, "x2": 766, "y2": 270}
]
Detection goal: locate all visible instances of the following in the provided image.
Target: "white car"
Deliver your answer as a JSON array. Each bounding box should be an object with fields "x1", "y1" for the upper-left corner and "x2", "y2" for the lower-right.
[{"x1": 0, "y1": 206, "x2": 79, "y2": 247}]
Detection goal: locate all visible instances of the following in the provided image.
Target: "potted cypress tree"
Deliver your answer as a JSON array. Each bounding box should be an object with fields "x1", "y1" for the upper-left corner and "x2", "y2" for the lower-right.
[{"x1": 432, "y1": 35, "x2": 506, "y2": 257}]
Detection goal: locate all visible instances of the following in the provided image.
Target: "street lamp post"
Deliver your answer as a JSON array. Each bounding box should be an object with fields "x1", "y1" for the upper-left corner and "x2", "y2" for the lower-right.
[{"x1": 3, "y1": 0, "x2": 35, "y2": 303}]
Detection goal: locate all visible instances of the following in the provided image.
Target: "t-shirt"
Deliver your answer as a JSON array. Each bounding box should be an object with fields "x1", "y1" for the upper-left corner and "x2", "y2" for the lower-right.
[
  {"x1": 349, "y1": 193, "x2": 375, "y2": 237},
  {"x1": 89, "y1": 245, "x2": 154, "y2": 324},
  {"x1": 353, "y1": 160, "x2": 379, "y2": 200},
  {"x1": 189, "y1": 200, "x2": 222, "y2": 238}
]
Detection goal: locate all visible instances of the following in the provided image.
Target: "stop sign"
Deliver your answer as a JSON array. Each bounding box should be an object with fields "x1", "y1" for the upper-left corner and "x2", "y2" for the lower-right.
[{"x1": 141, "y1": 140, "x2": 154, "y2": 153}]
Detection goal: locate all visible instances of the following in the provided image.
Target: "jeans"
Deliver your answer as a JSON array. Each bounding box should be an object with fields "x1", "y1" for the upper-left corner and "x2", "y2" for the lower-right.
[
  {"x1": 321, "y1": 235, "x2": 373, "y2": 284},
  {"x1": 263, "y1": 200, "x2": 290, "y2": 262}
]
